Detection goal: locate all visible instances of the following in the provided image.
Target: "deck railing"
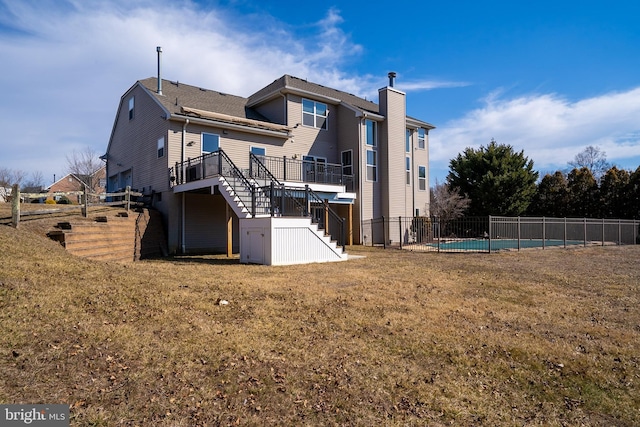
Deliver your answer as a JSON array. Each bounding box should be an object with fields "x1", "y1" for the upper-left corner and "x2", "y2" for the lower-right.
[
  {"x1": 250, "y1": 153, "x2": 346, "y2": 247},
  {"x1": 250, "y1": 154, "x2": 354, "y2": 191},
  {"x1": 169, "y1": 151, "x2": 347, "y2": 248}
]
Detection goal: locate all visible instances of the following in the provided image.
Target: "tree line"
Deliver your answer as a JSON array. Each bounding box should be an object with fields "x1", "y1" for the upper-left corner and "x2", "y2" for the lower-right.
[{"x1": 433, "y1": 141, "x2": 640, "y2": 220}]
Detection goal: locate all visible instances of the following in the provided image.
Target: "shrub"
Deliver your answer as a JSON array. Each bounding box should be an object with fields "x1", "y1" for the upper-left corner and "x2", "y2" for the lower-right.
[
  {"x1": 56, "y1": 196, "x2": 72, "y2": 205},
  {"x1": 45, "y1": 199, "x2": 56, "y2": 205}
]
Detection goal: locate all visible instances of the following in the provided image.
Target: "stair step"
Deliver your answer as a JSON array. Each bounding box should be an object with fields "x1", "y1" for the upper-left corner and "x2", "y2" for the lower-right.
[{"x1": 46, "y1": 208, "x2": 167, "y2": 262}]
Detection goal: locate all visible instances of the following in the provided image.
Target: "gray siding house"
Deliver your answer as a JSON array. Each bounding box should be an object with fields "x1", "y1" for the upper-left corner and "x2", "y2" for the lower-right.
[{"x1": 105, "y1": 72, "x2": 434, "y2": 256}]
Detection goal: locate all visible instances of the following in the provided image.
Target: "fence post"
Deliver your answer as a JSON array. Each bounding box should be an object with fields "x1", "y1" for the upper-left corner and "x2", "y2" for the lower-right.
[
  {"x1": 269, "y1": 181, "x2": 275, "y2": 216},
  {"x1": 280, "y1": 184, "x2": 286, "y2": 216},
  {"x1": 517, "y1": 216, "x2": 521, "y2": 251},
  {"x1": 437, "y1": 217, "x2": 441, "y2": 253},
  {"x1": 324, "y1": 199, "x2": 329, "y2": 235},
  {"x1": 11, "y1": 184, "x2": 20, "y2": 228},
  {"x1": 371, "y1": 218, "x2": 374, "y2": 247},
  {"x1": 125, "y1": 185, "x2": 131, "y2": 212},
  {"x1": 602, "y1": 218, "x2": 605, "y2": 246},
  {"x1": 488, "y1": 216, "x2": 492, "y2": 253},
  {"x1": 304, "y1": 185, "x2": 309, "y2": 217},
  {"x1": 283, "y1": 156, "x2": 287, "y2": 181},
  {"x1": 82, "y1": 186, "x2": 89, "y2": 218},
  {"x1": 583, "y1": 218, "x2": 587, "y2": 247},
  {"x1": 398, "y1": 216, "x2": 403, "y2": 249},
  {"x1": 564, "y1": 218, "x2": 567, "y2": 248},
  {"x1": 251, "y1": 185, "x2": 256, "y2": 217},
  {"x1": 618, "y1": 220, "x2": 621, "y2": 246},
  {"x1": 542, "y1": 217, "x2": 546, "y2": 250}
]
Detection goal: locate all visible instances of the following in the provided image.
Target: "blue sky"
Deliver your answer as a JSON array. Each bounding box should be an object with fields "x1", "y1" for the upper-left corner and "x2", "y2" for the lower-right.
[{"x1": 1, "y1": 0, "x2": 640, "y2": 187}]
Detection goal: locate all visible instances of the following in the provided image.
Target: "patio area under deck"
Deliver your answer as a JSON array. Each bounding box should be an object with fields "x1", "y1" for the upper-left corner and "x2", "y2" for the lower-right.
[{"x1": 172, "y1": 177, "x2": 238, "y2": 258}]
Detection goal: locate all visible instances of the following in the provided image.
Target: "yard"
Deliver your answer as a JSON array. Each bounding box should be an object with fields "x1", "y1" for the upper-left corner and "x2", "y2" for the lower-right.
[{"x1": 1, "y1": 219, "x2": 639, "y2": 426}]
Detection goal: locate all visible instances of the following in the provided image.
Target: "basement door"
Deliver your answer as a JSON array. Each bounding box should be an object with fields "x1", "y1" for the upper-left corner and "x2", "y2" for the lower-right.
[{"x1": 244, "y1": 228, "x2": 265, "y2": 264}]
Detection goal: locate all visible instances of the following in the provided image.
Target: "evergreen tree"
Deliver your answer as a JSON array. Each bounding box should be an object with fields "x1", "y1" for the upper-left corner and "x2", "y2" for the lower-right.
[
  {"x1": 447, "y1": 140, "x2": 538, "y2": 216},
  {"x1": 599, "y1": 166, "x2": 630, "y2": 218},
  {"x1": 625, "y1": 166, "x2": 640, "y2": 219},
  {"x1": 566, "y1": 167, "x2": 598, "y2": 217},
  {"x1": 529, "y1": 171, "x2": 569, "y2": 217}
]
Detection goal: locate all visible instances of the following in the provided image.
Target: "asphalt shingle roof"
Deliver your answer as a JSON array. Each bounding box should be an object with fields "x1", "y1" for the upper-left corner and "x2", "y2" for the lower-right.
[
  {"x1": 138, "y1": 77, "x2": 269, "y2": 121},
  {"x1": 248, "y1": 75, "x2": 381, "y2": 114},
  {"x1": 138, "y1": 75, "x2": 434, "y2": 129}
]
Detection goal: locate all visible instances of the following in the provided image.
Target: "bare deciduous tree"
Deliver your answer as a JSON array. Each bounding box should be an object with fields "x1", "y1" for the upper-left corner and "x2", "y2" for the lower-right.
[
  {"x1": 429, "y1": 180, "x2": 471, "y2": 222},
  {"x1": 568, "y1": 145, "x2": 610, "y2": 180},
  {"x1": 66, "y1": 147, "x2": 103, "y2": 192},
  {"x1": 23, "y1": 171, "x2": 45, "y2": 192},
  {"x1": 0, "y1": 167, "x2": 27, "y2": 201}
]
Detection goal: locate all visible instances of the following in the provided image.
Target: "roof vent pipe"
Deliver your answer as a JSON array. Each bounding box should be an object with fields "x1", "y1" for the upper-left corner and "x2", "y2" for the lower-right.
[
  {"x1": 388, "y1": 71, "x2": 396, "y2": 88},
  {"x1": 156, "y1": 46, "x2": 163, "y2": 95}
]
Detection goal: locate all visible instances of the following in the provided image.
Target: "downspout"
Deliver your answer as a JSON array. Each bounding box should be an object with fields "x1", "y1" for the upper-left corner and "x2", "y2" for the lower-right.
[
  {"x1": 358, "y1": 117, "x2": 364, "y2": 244},
  {"x1": 181, "y1": 119, "x2": 189, "y2": 254},
  {"x1": 181, "y1": 119, "x2": 189, "y2": 164},
  {"x1": 411, "y1": 130, "x2": 416, "y2": 217},
  {"x1": 280, "y1": 92, "x2": 287, "y2": 125}
]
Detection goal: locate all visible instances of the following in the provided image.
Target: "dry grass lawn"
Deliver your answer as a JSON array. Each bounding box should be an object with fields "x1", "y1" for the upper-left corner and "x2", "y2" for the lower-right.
[{"x1": 1, "y1": 218, "x2": 639, "y2": 426}]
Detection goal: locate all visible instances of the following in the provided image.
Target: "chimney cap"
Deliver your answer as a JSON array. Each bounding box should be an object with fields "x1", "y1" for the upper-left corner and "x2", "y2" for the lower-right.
[
  {"x1": 157, "y1": 46, "x2": 162, "y2": 52},
  {"x1": 388, "y1": 71, "x2": 397, "y2": 87}
]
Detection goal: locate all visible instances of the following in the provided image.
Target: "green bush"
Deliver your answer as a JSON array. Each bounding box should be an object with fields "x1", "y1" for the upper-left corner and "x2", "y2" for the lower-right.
[{"x1": 56, "y1": 196, "x2": 72, "y2": 205}]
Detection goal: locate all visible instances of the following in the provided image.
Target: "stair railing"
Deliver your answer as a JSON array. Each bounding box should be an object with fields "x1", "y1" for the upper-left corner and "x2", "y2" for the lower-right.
[
  {"x1": 250, "y1": 153, "x2": 346, "y2": 248},
  {"x1": 216, "y1": 150, "x2": 260, "y2": 217}
]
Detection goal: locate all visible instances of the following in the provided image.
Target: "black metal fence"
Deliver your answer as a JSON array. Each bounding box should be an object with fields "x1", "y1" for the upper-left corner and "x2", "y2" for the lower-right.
[{"x1": 362, "y1": 216, "x2": 640, "y2": 253}]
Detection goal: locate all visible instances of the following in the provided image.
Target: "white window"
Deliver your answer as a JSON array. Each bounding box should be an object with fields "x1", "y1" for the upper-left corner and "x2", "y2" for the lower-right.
[
  {"x1": 128, "y1": 97, "x2": 134, "y2": 120},
  {"x1": 250, "y1": 146, "x2": 266, "y2": 157},
  {"x1": 418, "y1": 165, "x2": 426, "y2": 191},
  {"x1": 406, "y1": 156, "x2": 411, "y2": 185},
  {"x1": 365, "y1": 119, "x2": 377, "y2": 146},
  {"x1": 341, "y1": 150, "x2": 353, "y2": 176},
  {"x1": 418, "y1": 128, "x2": 426, "y2": 149},
  {"x1": 366, "y1": 149, "x2": 377, "y2": 182},
  {"x1": 202, "y1": 133, "x2": 220, "y2": 154},
  {"x1": 302, "y1": 99, "x2": 328, "y2": 129},
  {"x1": 157, "y1": 136, "x2": 165, "y2": 158},
  {"x1": 406, "y1": 129, "x2": 411, "y2": 152}
]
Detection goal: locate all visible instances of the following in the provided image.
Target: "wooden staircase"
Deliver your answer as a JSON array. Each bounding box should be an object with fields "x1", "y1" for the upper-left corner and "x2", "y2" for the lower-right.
[{"x1": 47, "y1": 209, "x2": 167, "y2": 262}]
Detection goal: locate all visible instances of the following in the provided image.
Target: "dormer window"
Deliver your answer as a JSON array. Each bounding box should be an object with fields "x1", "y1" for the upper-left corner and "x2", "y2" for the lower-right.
[{"x1": 302, "y1": 99, "x2": 328, "y2": 130}]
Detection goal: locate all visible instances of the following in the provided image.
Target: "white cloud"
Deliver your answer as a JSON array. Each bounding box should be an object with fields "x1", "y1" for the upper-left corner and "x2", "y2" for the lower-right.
[
  {"x1": 0, "y1": 0, "x2": 373, "y2": 183},
  {"x1": 430, "y1": 88, "x2": 640, "y2": 177},
  {"x1": 398, "y1": 80, "x2": 471, "y2": 92}
]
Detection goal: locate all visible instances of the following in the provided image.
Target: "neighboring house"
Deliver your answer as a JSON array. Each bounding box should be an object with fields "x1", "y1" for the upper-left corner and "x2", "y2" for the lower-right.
[
  {"x1": 0, "y1": 187, "x2": 11, "y2": 203},
  {"x1": 105, "y1": 72, "x2": 434, "y2": 260},
  {"x1": 47, "y1": 166, "x2": 106, "y2": 203}
]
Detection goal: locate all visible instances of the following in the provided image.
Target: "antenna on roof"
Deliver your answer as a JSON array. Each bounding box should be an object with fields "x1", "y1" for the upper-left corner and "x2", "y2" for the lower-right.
[{"x1": 156, "y1": 46, "x2": 163, "y2": 95}]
